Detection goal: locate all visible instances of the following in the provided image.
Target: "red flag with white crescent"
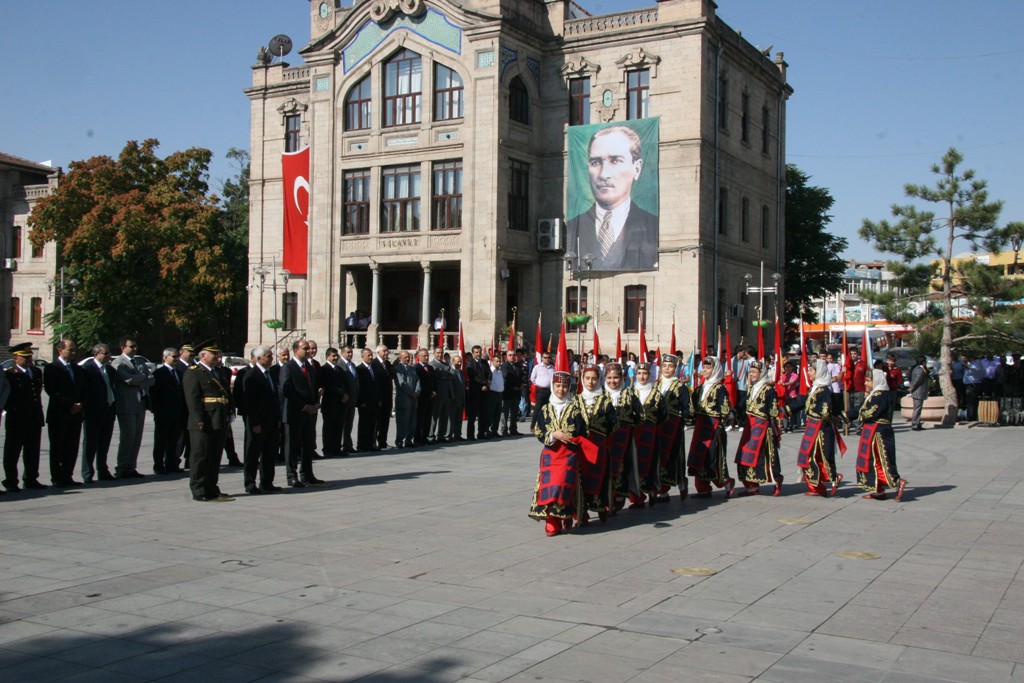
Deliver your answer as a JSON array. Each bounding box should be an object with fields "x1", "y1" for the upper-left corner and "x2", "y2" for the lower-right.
[{"x1": 281, "y1": 147, "x2": 309, "y2": 275}]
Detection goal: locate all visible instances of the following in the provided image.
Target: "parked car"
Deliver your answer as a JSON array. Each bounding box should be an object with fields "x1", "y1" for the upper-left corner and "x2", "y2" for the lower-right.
[
  {"x1": 222, "y1": 355, "x2": 250, "y2": 386},
  {"x1": 134, "y1": 355, "x2": 158, "y2": 373}
]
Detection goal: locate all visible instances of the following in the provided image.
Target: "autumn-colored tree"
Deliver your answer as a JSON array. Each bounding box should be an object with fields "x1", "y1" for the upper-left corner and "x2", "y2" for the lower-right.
[{"x1": 28, "y1": 139, "x2": 246, "y2": 349}]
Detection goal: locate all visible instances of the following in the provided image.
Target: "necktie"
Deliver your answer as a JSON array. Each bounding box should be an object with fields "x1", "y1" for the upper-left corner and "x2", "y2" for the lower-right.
[
  {"x1": 266, "y1": 370, "x2": 274, "y2": 390},
  {"x1": 597, "y1": 211, "x2": 614, "y2": 258},
  {"x1": 101, "y1": 363, "x2": 114, "y2": 404},
  {"x1": 301, "y1": 362, "x2": 309, "y2": 382},
  {"x1": 65, "y1": 362, "x2": 74, "y2": 382}
]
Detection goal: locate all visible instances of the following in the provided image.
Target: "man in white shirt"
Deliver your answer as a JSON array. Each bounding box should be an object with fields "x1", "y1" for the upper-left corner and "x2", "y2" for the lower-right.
[
  {"x1": 530, "y1": 351, "x2": 554, "y2": 430},
  {"x1": 484, "y1": 354, "x2": 505, "y2": 438}
]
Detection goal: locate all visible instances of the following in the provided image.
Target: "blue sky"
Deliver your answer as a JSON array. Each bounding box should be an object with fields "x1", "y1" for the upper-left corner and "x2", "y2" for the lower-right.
[{"x1": 2, "y1": 0, "x2": 1021, "y2": 261}]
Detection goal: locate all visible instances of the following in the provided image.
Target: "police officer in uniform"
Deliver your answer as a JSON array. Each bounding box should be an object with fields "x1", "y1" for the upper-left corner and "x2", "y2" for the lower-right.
[
  {"x1": 183, "y1": 342, "x2": 234, "y2": 502},
  {"x1": 3, "y1": 343, "x2": 46, "y2": 491}
]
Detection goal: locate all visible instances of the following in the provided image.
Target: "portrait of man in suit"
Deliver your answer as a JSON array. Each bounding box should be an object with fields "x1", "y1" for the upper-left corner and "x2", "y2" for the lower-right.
[{"x1": 566, "y1": 121, "x2": 659, "y2": 272}]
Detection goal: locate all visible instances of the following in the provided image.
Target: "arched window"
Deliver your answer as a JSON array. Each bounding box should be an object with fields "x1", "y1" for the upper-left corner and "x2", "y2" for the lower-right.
[
  {"x1": 509, "y1": 75, "x2": 529, "y2": 124},
  {"x1": 384, "y1": 49, "x2": 422, "y2": 127},
  {"x1": 434, "y1": 64, "x2": 464, "y2": 121},
  {"x1": 344, "y1": 75, "x2": 371, "y2": 131}
]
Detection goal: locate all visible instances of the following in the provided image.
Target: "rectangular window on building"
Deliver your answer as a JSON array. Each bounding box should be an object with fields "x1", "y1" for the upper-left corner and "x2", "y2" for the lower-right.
[
  {"x1": 626, "y1": 69, "x2": 649, "y2": 120},
  {"x1": 741, "y1": 197, "x2": 750, "y2": 242},
  {"x1": 718, "y1": 188, "x2": 729, "y2": 235},
  {"x1": 741, "y1": 92, "x2": 750, "y2": 143},
  {"x1": 285, "y1": 114, "x2": 301, "y2": 153},
  {"x1": 761, "y1": 204, "x2": 770, "y2": 248},
  {"x1": 11, "y1": 226, "x2": 21, "y2": 259},
  {"x1": 509, "y1": 76, "x2": 530, "y2": 125},
  {"x1": 343, "y1": 169, "x2": 371, "y2": 235},
  {"x1": 282, "y1": 292, "x2": 298, "y2": 330},
  {"x1": 566, "y1": 286, "x2": 588, "y2": 333},
  {"x1": 29, "y1": 296, "x2": 42, "y2": 330},
  {"x1": 434, "y1": 64, "x2": 463, "y2": 121},
  {"x1": 381, "y1": 164, "x2": 421, "y2": 232},
  {"x1": 31, "y1": 241, "x2": 43, "y2": 258},
  {"x1": 568, "y1": 77, "x2": 590, "y2": 126},
  {"x1": 718, "y1": 75, "x2": 729, "y2": 131},
  {"x1": 761, "y1": 105, "x2": 770, "y2": 154},
  {"x1": 10, "y1": 297, "x2": 19, "y2": 330},
  {"x1": 508, "y1": 159, "x2": 529, "y2": 231},
  {"x1": 624, "y1": 285, "x2": 647, "y2": 334},
  {"x1": 431, "y1": 160, "x2": 462, "y2": 231},
  {"x1": 384, "y1": 49, "x2": 423, "y2": 127},
  {"x1": 344, "y1": 76, "x2": 372, "y2": 131}
]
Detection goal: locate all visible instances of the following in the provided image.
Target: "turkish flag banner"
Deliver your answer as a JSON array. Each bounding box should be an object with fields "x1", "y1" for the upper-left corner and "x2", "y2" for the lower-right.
[{"x1": 282, "y1": 147, "x2": 310, "y2": 275}]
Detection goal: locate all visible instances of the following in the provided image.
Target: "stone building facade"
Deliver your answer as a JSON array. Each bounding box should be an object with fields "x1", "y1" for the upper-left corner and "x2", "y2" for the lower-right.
[
  {"x1": 0, "y1": 153, "x2": 61, "y2": 361},
  {"x1": 245, "y1": 0, "x2": 790, "y2": 354}
]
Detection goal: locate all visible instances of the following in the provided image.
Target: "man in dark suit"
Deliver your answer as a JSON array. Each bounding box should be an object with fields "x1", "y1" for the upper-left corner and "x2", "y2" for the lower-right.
[
  {"x1": 3, "y1": 343, "x2": 46, "y2": 491},
  {"x1": 242, "y1": 345, "x2": 281, "y2": 493},
  {"x1": 413, "y1": 348, "x2": 435, "y2": 445},
  {"x1": 465, "y1": 345, "x2": 491, "y2": 440},
  {"x1": 279, "y1": 339, "x2": 329, "y2": 487},
  {"x1": 356, "y1": 348, "x2": 380, "y2": 452},
  {"x1": 566, "y1": 124, "x2": 658, "y2": 271},
  {"x1": 214, "y1": 359, "x2": 243, "y2": 467},
  {"x1": 43, "y1": 339, "x2": 87, "y2": 487},
  {"x1": 499, "y1": 349, "x2": 524, "y2": 436},
  {"x1": 372, "y1": 344, "x2": 393, "y2": 449},
  {"x1": 174, "y1": 342, "x2": 197, "y2": 466},
  {"x1": 150, "y1": 347, "x2": 187, "y2": 474},
  {"x1": 232, "y1": 355, "x2": 252, "y2": 460},
  {"x1": 392, "y1": 350, "x2": 420, "y2": 448},
  {"x1": 428, "y1": 346, "x2": 452, "y2": 442},
  {"x1": 80, "y1": 343, "x2": 117, "y2": 482},
  {"x1": 318, "y1": 347, "x2": 348, "y2": 457},
  {"x1": 338, "y1": 345, "x2": 360, "y2": 453},
  {"x1": 183, "y1": 342, "x2": 233, "y2": 502},
  {"x1": 269, "y1": 346, "x2": 290, "y2": 463}
]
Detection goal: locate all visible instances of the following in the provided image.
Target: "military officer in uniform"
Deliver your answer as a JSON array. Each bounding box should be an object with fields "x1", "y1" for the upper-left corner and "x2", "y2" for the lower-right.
[
  {"x1": 3, "y1": 343, "x2": 46, "y2": 492},
  {"x1": 183, "y1": 342, "x2": 234, "y2": 502}
]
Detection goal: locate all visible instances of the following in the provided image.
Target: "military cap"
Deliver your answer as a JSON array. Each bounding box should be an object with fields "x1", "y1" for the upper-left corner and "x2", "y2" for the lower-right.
[{"x1": 9, "y1": 342, "x2": 33, "y2": 357}]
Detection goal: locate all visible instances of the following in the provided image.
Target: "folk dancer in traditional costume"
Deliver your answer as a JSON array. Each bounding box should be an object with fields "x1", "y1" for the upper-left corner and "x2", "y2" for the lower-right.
[
  {"x1": 627, "y1": 361, "x2": 665, "y2": 508},
  {"x1": 797, "y1": 358, "x2": 847, "y2": 496},
  {"x1": 530, "y1": 368, "x2": 585, "y2": 536},
  {"x1": 605, "y1": 362, "x2": 640, "y2": 514},
  {"x1": 575, "y1": 364, "x2": 617, "y2": 526},
  {"x1": 734, "y1": 361, "x2": 783, "y2": 496},
  {"x1": 856, "y1": 368, "x2": 907, "y2": 501},
  {"x1": 688, "y1": 357, "x2": 735, "y2": 498},
  {"x1": 654, "y1": 353, "x2": 692, "y2": 503}
]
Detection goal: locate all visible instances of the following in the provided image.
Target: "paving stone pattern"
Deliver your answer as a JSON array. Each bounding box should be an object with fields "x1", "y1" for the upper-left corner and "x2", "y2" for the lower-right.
[{"x1": 0, "y1": 415, "x2": 1022, "y2": 682}]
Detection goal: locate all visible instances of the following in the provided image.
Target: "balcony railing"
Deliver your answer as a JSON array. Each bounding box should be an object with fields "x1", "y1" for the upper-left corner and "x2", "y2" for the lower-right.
[{"x1": 564, "y1": 8, "x2": 659, "y2": 37}]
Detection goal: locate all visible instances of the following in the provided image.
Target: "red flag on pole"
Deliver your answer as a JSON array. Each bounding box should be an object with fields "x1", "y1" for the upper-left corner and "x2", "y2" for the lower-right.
[
  {"x1": 438, "y1": 311, "x2": 446, "y2": 351},
  {"x1": 458, "y1": 319, "x2": 467, "y2": 382},
  {"x1": 592, "y1": 323, "x2": 600, "y2": 359},
  {"x1": 555, "y1": 320, "x2": 569, "y2": 374},
  {"x1": 798, "y1": 318, "x2": 809, "y2": 395},
  {"x1": 670, "y1": 317, "x2": 677, "y2": 356},
  {"x1": 639, "y1": 311, "x2": 649, "y2": 362},
  {"x1": 757, "y1": 322, "x2": 765, "y2": 362},
  {"x1": 615, "y1": 326, "x2": 622, "y2": 364},
  {"x1": 281, "y1": 147, "x2": 310, "y2": 275},
  {"x1": 508, "y1": 309, "x2": 517, "y2": 354},
  {"x1": 534, "y1": 312, "x2": 543, "y2": 366}
]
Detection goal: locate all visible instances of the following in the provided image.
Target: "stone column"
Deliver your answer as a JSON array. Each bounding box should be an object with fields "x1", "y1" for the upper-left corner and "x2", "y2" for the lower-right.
[
  {"x1": 368, "y1": 263, "x2": 381, "y2": 349},
  {"x1": 419, "y1": 262, "x2": 432, "y2": 349}
]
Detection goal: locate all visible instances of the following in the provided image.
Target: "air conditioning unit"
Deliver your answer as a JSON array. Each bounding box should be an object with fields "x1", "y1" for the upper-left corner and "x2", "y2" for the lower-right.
[
  {"x1": 1, "y1": 258, "x2": 17, "y2": 271},
  {"x1": 537, "y1": 218, "x2": 563, "y2": 252},
  {"x1": 730, "y1": 304, "x2": 745, "y2": 317}
]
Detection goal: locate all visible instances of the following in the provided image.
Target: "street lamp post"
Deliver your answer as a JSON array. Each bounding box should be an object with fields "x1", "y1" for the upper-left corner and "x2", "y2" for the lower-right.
[
  {"x1": 563, "y1": 243, "x2": 594, "y2": 356},
  {"x1": 248, "y1": 255, "x2": 290, "y2": 347},
  {"x1": 45, "y1": 266, "x2": 80, "y2": 331},
  {"x1": 743, "y1": 260, "x2": 781, "y2": 326}
]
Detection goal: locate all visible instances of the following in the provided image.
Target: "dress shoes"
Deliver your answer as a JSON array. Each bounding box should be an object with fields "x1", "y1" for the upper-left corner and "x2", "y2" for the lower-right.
[
  {"x1": 301, "y1": 477, "x2": 332, "y2": 487},
  {"x1": 83, "y1": 476, "x2": 93, "y2": 484},
  {"x1": 193, "y1": 494, "x2": 235, "y2": 502},
  {"x1": 4, "y1": 483, "x2": 21, "y2": 493},
  {"x1": 288, "y1": 479, "x2": 306, "y2": 488},
  {"x1": 24, "y1": 480, "x2": 48, "y2": 489},
  {"x1": 97, "y1": 470, "x2": 116, "y2": 481},
  {"x1": 245, "y1": 485, "x2": 263, "y2": 495},
  {"x1": 226, "y1": 458, "x2": 243, "y2": 467},
  {"x1": 259, "y1": 484, "x2": 283, "y2": 493},
  {"x1": 153, "y1": 466, "x2": 167, "y2": 475},
  {"x1": 166, "y1": 466, "x2": 185, "y2": 473}
]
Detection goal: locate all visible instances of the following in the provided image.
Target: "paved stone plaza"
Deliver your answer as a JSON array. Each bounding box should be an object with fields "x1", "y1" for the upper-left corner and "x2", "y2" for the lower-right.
[{"x1": 1, "y1": 415, "x2": 1022, "y2": 682}]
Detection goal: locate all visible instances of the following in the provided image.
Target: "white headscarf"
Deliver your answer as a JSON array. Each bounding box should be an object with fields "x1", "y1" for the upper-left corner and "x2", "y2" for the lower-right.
[
  {"x1": 868, "y1": 368, "x2": 888, "y2": 398},
  {"x1": 636, "y1": 372, "x2": 655, "y2": 404},
  {"x1": 581, "y1": 386, "x2": 603, "y2": 405},
  {"x1": 702, "y1": 357, "x2": 725, "y2": 389},
  {"x1": 812, "y1": 358, "x2": 831, "y2": 388},
  {"x1": 549, "y1": 386, "x2": 570, "y2": 418},
  {"x1": 751, "y1": 362, "x2": 774, "y2": 396}
]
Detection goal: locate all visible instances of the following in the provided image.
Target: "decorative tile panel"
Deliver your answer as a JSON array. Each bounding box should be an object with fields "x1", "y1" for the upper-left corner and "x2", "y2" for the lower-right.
[
  {"x1": 499, "y1": 45, "x2": 518, "y2": 81},
  {"x1": 343, "y1": 8, "x2": 462, "y2": 73}
]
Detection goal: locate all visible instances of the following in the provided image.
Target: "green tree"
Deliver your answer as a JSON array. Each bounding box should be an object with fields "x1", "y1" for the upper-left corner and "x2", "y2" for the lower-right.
[
  {"x1": 28, "y1": 139, "x2": 245, "y2": 349},
  {"x1": 784, "y1": 165, "x2": 848, "y2": 327},
  {"x1": 215, "y1": 147, "x2": 250, "y2": 349},
  {"x1": 860, "y1": 148, "x2": 1006, "y2": 425}
]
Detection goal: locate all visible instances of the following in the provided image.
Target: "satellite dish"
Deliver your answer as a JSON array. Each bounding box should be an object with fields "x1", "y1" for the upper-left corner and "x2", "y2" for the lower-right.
[{"x1": 268, "y1": 35, "x2": 293, "y2": 58}]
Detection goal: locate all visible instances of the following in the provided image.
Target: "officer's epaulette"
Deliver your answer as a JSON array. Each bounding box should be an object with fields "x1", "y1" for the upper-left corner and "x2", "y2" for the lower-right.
[{"x1": 188, "y1": 365, "x2": 199, "y2": 371}]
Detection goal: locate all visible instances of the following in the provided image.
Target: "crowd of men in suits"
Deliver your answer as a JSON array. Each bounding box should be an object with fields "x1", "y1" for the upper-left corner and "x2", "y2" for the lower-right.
[{"x1": 0, "y1": 336, "x2": 540, "y2": 502}]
